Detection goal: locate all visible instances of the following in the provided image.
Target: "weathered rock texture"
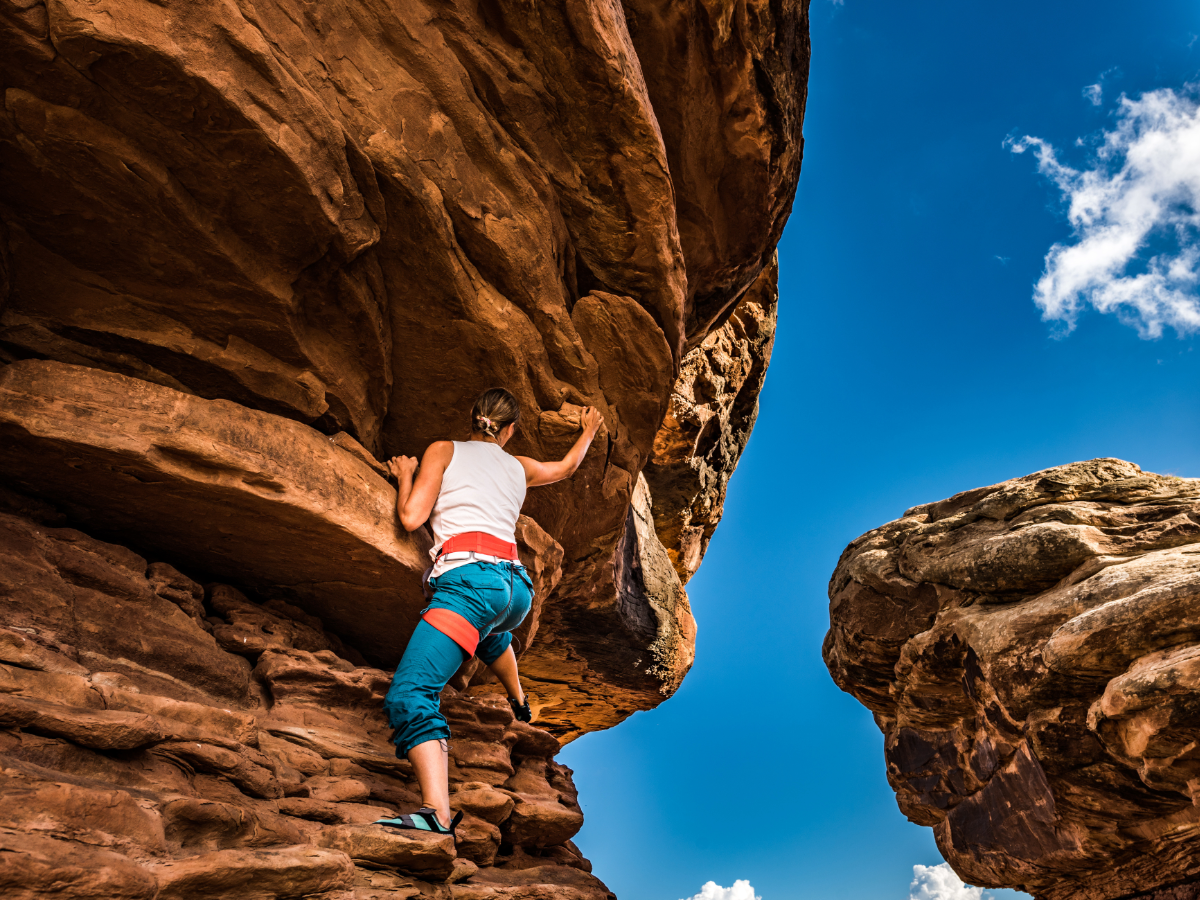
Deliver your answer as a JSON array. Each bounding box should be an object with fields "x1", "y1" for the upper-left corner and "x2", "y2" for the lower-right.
[
  {"x1": 0, "y1": 497, "x2": 604, "y2": 898},
  {"x1": 826, "y1": 459, "x2": 1200, "y2": 900},
  {"x1": 0, "y1": 0, "x2": 808, "y2": 736},
  {"x1": 644, "y1": 255, "x2": 778, "y2": 583},
  {"x1": 0, "y1": 0, "x2": 808, "y2": 894}
]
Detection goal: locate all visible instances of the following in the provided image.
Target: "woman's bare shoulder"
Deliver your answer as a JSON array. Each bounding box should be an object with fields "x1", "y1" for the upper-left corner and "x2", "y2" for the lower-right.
[{"x1": 422, "y1": 441, "x2": 455, "y2": 464}]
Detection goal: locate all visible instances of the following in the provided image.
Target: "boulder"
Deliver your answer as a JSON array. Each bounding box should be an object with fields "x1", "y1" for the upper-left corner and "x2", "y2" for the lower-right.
[
  {"x1": 0, "y1": 501, "x2": 621, "y2": 897},
  {"x1": 825, "y1": 459, "x2": 1200, "y2": 900}
]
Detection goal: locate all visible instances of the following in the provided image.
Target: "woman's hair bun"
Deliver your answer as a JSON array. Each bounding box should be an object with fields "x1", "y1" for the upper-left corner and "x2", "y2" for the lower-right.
[{"x1": 471, "y1": 389, "x2": 520, "y2": 438}]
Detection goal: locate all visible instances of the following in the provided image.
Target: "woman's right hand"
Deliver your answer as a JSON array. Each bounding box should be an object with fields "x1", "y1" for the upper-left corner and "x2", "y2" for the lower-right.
[
  {"x1": 579, "y1": 406, "x2": 602, "y2": 437},
  {"x1": 387, "y1": 455, "x2": 419, "y2": 480}
]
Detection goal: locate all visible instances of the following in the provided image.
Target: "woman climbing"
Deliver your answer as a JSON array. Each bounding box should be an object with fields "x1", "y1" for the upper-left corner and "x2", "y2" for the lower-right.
[{"x1": 374, "y1": 388, "x2": 602, "y2": 837}]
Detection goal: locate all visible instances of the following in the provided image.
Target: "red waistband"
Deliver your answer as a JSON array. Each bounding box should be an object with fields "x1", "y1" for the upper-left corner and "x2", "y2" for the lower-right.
[{"x1": 438, "y1": 531, "x2": 519, "y2": 560}]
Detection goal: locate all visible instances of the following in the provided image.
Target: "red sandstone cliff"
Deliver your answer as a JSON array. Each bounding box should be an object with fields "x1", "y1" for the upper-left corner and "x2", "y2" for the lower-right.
[
  {"x1": 826, "y1": 460, "x2": 1200, "y2": 900},
  {"x1": 0, "y1": 0, "x2": 809, "y2": 895}
]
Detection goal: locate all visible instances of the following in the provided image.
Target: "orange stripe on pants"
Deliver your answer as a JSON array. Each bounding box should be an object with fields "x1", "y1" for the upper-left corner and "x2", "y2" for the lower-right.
[{"x1": 422, "y1": 607, "x2": 480, "y2": 656}]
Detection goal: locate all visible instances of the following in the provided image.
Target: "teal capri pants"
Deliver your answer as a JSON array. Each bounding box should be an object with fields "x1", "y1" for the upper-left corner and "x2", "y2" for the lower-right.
[{"x1": 383, "y1": 560, "x2": 533, "y2": 755}]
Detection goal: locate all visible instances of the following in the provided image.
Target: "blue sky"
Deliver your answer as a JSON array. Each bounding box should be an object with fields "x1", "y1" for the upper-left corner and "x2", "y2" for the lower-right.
[{"x1": 561, "y1": 2, "x2": 1200, "y2": 899}]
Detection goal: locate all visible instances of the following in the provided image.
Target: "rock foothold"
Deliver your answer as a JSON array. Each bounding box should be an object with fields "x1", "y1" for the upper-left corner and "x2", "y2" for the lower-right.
[
  {"x1": 316, "y1": 825, "x2": 456, "y2": 881},
  {"x1": 825, "y1": 459, "x2": 1200, "y2": 900}
]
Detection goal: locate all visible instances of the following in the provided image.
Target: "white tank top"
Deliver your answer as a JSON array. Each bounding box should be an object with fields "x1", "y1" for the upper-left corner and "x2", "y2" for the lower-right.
[{"x1": 428, "y1": 441, "x2": 527, "y2": 577}]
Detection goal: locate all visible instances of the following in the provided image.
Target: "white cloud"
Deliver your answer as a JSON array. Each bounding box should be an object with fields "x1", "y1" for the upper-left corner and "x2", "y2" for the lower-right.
[
  {"x1": 1082, "y1": 68, "x2": 1121, "y2": 107},
  {"x1": 909, "y1": 863, "x2": 986, "y2": 900},
  {"x1": 680, "y1": 880, "x2": 760, "y2": 900},
  {"x1": 1008, "y1": 86, "x2": 1200, "y2": 338}
]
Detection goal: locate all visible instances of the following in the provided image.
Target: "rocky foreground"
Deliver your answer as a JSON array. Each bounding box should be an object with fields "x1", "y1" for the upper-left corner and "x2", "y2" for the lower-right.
[
  {"x1": 0, "y1": 0, "x2": 808, "y2": 895},
  {"x1": 826, "y1": 459, "x2": 1200, "y2": 900},
  {"x1": 0, "y1": 488, "x2": 595, "y2": 898}
]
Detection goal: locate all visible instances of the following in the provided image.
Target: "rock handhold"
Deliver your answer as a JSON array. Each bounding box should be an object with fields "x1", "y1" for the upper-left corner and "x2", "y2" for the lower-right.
[
  {"x1": 0, "y1": 694, "x2": 167, "y2": 750},
  {"x1": 161, "y1": 797, "x2": 305, "y2": 853},
  {"x1": 452, "y1": 784, "x2": 516, "y2": 825},
  {"x1": 0, "y1": 627, "x2": 88, "y2": 676},
  {"x1": 501, "y1": 796, "x2": 585, "y2": 849},
  {"x1": 448, "y1": 858, "x2": 480, "y2": 885}
]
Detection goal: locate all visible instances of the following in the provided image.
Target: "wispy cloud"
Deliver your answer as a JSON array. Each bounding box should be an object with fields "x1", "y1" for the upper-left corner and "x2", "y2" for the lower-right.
[
  {"x1": 1007, "y1": 86, "x2": 1200, "y2": 338},
  {"x1": 910, "y1": 863, "x2": 987, "y2": 900},
  {"x1": 1082, "y1": 68, "x2": 1122, "y2": 107},
  {"x1": 680, "y1": 881, "x2": 760, "y2": 900}
]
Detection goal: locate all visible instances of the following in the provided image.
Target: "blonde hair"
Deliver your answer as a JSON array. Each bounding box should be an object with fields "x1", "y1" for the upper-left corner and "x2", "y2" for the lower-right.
[{"x1": 471, "y1": 388, "x2": 520, "y2": 438}]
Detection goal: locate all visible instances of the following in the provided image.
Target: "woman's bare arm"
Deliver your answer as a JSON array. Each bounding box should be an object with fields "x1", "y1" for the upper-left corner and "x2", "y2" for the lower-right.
[
  {"x1": 517, "y1": 407, "x2": 603, "y2": 487},
  {"x1": 388, "y1": 441, "x2": 454, "y2": 531}
]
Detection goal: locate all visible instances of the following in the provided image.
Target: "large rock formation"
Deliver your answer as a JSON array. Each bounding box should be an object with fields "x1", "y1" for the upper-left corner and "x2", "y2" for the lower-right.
[
  {"x1": 0, "y1": 498, "x2": 599, "y2": 897},
  {"x1": 0, "y1": 0, "x2": 808, "y2": 894},
  {"x1": 825, "y1": 459, "x2": 1200, "y2": 900}
]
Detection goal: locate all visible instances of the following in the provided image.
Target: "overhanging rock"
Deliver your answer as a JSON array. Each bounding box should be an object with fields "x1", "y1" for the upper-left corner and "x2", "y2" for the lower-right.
[{"x1": 0, "y1": 359, "x2": 430, "y2": 666}]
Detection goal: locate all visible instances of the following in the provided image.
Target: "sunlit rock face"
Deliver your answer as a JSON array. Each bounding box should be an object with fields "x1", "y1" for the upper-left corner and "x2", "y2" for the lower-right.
[
  {"x1": 825, "y1": 459, "x2": 1200, "y2": 900},
  {"x1": 644, "y1": 256, "x2": 778, "y2": 584},
  {"x1": 0, "y1": 0, "x2": 808, "y2": 894}
]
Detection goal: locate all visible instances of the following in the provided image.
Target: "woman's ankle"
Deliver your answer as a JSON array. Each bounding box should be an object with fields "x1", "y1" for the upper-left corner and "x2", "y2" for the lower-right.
[{"x1": 423, "y1": 804, "x2": 451, "y2": 829}]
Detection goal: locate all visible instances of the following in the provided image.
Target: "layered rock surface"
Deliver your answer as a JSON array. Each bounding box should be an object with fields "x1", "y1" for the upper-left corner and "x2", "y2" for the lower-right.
[
  {"x1": 825, "y1": 459, "x2": 1200, "y2": 900},
  {"x1": 0, "y1": 0, "x2": 808, "y2": 736},
  {"x1": 0, "y1": 0, "x2": 808, "y2": 894},
  {"x1": 0, "y1": 498, "x2": 604, "y2": 898}
]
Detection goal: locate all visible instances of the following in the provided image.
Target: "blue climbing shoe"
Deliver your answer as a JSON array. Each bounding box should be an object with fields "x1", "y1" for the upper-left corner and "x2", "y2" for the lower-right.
[{"x1": 374, "y1": 807, "x2": 462, "y2": 836}]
